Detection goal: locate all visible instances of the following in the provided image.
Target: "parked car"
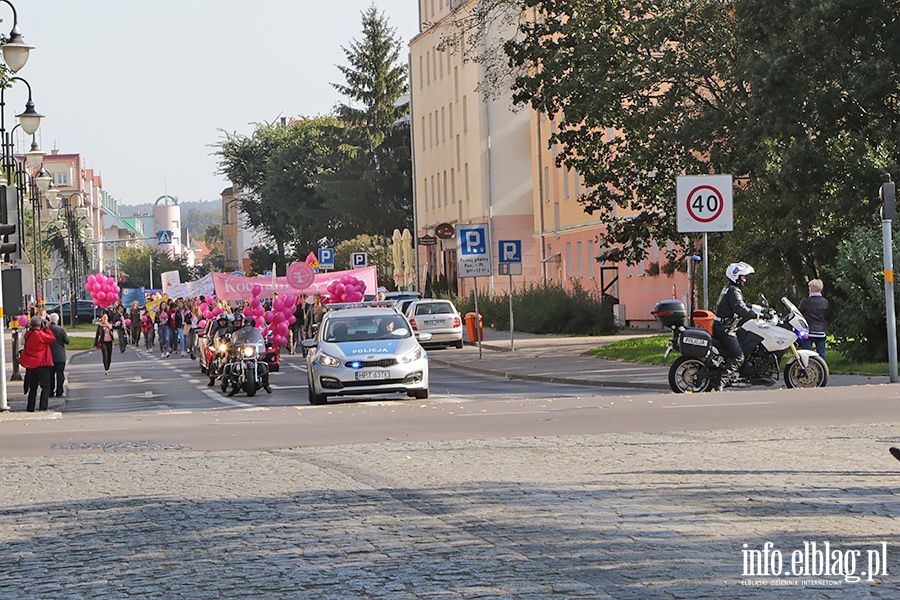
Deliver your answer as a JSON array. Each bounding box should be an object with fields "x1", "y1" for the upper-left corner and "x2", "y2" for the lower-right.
[
  {"x1": 404, "y1": 299, "x2": 464, "y2": 349},
  {"x1": 303, "y1": 305, "x2": 430, "y2": 405},
  {"x1": 46, "y1": 300, "x2": 100, "y2": 325}
]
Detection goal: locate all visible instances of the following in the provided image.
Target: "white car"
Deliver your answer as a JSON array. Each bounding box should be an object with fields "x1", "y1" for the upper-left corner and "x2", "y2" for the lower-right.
[
  {"x1": 404, "y1": 300, "x2": 464, "y2": 349},
  {"x1": 303, "y1": 306, "x2": 430, "y2": 405}
]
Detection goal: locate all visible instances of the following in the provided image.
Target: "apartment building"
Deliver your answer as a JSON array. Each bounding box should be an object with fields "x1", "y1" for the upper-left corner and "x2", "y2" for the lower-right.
[{"x1": 410, "y1": 1, "x2": 689, "y2": 325}]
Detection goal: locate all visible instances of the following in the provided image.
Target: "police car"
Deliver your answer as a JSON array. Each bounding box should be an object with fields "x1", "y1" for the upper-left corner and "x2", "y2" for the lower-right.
[{"x1": 302, "y1": 304, "x2": 430, "y2": 405}]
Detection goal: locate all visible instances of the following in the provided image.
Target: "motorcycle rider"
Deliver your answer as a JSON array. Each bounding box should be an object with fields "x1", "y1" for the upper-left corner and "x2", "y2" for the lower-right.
[
  {"x1": 711, "y1": 262, "x2": 760, "y2": 391},
  {"x1": 226, "y1": 317, "x2": 273, "y2": 396}
]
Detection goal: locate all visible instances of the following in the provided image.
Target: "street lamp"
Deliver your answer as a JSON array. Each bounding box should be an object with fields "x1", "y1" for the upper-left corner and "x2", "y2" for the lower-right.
[{"x1": 0, "y1": 1, "x2": 33, "y2": 73}]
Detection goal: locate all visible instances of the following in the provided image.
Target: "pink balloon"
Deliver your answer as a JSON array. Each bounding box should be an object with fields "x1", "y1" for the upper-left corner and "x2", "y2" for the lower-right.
[
  {"x1": 160, "y1": 312, "x2": 168, "y2": 321},
  {"x1": 344, "y1": 285, "x2": 356, "y2": 296},
  {"x1": 92, "y1": 282, "x2": 102, "y2": 293},
  {"x1": 255, "y1": 317, "x2": 265, "y2": 328},
  {"x1": 96, "y1": 273, "x2": 106, "y2": 283},
  {"x1": 288, "y1": 314, "x2": 296, "y2": 325},
  {"x1": 243, "y1": 307, "x2": 253, "y2": 319},
  {"x1": 252, "y1": 284, "x2": 262, "y2": 297},
  {"x1": 199, "y1": 302, "x2": 208, "y2": 312},
  {"x1": 124, "y1": 319, "x2": 131, "y2": 326},
  {"x1": 212, "y1": 307, "x2": 223, "y2": 316},
  {"x1": 198, "y1": 319, "x2": 207, "y2": 329},
  {"x1": 17, "y1": 315, "x2": 28, "y2": 327},
  {"x1": 87, "y1": 274, "x2": 97, "y2": 285},
  {"x1": 264, "y1": 311, "x2": 275, "y2": 322},
  {"x1": 274, "y1": 335, "x2": 286, "y2": 347},
  {"x1": 273, "y1": 299, "x2": 284, "y2": 312},
  {"x1": 254, "y1": 305, "x2": 264, "y2": 317},
  {"x1": 141, "y1": 315, "x2": 149, "y2": 323},
  {"x1": 96, "y1": 291, "x2": 107, "y2": 302},
  {"x1": 250, "y1": 297, "x2": 260, "y2": 308}
]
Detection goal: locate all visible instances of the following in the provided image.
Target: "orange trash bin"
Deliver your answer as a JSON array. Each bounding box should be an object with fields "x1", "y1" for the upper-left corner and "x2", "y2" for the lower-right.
[
  {"x1": 465, "y1": 312, "x2": 483, "y2": 342},
  {"x1": 692, "y1": 310, "x2": 715, "y2": 334}
]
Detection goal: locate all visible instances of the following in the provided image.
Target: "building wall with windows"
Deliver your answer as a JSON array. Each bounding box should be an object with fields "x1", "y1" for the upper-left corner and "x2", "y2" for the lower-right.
[{"x1": 410, "y1": 0, "x2": 536, "y2": 297}]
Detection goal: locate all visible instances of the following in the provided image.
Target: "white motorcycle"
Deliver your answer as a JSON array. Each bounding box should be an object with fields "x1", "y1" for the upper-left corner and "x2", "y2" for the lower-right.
[{"x1": 653, "y1": 296, "x2": 829, "y2": 393}]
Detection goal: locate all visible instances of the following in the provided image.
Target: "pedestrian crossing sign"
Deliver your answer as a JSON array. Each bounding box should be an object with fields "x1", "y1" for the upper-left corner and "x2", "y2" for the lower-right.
[{"x1": 157, "y1": 230, "x2": 173, "y2": 244}]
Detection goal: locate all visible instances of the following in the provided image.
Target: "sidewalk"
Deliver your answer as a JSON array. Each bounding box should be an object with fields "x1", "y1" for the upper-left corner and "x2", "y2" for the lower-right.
[{"x1": 429, "y1": 327, "x2": 893, "y2": 390}]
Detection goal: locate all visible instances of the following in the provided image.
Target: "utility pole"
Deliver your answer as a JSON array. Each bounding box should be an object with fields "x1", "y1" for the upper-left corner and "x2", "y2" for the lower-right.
[{"x1": 880, "y1": 174, "x2": 898, "y2": 383}]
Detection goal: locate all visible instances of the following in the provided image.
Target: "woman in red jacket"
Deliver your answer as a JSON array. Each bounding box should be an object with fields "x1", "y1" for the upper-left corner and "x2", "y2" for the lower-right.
[{"x1": 19, "y1": 316, "x2": 56, "y2": 412}]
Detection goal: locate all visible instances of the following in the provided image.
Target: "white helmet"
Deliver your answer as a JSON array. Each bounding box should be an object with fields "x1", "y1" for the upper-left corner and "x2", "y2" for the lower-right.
[{"x1": 726, "y1": 262, "x2": 755, "y2": 283}]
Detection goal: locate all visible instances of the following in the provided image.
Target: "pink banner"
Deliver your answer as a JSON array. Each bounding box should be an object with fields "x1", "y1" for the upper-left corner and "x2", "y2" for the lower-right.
[{"x1": 211, "y1": 266, "x2": 378, "y2": 301}]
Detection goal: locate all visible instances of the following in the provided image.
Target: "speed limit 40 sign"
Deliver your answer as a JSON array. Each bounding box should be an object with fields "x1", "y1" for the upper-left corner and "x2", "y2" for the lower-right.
[{"x1": 676, "y1": 175, "x2": 733, "y2": 233}]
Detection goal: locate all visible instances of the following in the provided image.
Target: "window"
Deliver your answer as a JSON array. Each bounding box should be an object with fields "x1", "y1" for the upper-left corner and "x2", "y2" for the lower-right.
[
  {"x1": 428, "y1": 113, "x2": 433, "y2": 146},
  {"x1": 564, "y1": 169, "x2": 570, "y2": 198},
  {"x1": 55, "y1": 172, "x2": 69, "y2": 186},
  {"x1": 554, "y1": 203, "x2": 560, "y2": 238},
  {"x1": 464, "y1": 163, "x2": 470, "y2": 201},
  {"x1": 574, "y1": 171, "x2": 581, "y2": 196},
  {"x1": 544, "y1": 167, "x2": 550, "y2": 202},
  {"x1": 426, "y1": 50, "x2": 431, "y2": 83},
  {"x1": 450, "y1": 168, "x2": 456, "y2": 204},
  {"x1": 462, "y1": 96, "x2": 468, "y2": 132},
  {"x1": 566, "y1": 243, "x2": 572, "y2": 278},
  {"x1": 587, "y1": 241, "x2": 594, "y2": 278},
  {"x1": 423, "y1": 178, "x2": 429, "y2": 211},
  {"x1": 441, "y1": 107, "x2": 446, "y2": 142},
  {"x1": 577, "y1": 242, "x2": 583, "y2": 278},
  {"x1": 454, "y1": 67, "x2": 459, "y2": 102},
  {"x1": 421, "y1": 116, "x2": 427, "y2": 150},
  {"x1": 418, "y1": 55, "x2": 423, "y2": 89},
  {"x1": 443, "y1": 171, "x2": 448, "y2": 208}
]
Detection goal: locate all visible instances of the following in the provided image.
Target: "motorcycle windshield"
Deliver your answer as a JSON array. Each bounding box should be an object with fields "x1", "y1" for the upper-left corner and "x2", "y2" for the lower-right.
[{"x1": 233, "y1": 328, "x2": 264, "y2": 345}]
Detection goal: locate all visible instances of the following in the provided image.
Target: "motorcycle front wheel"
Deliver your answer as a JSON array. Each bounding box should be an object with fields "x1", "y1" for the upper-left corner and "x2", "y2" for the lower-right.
[
  {"x1": 784, "y1": 355, "x2": 829, "y2": 388},
  {"x1": 669, "y1": 356, "x2": 713, "y2": 393}
]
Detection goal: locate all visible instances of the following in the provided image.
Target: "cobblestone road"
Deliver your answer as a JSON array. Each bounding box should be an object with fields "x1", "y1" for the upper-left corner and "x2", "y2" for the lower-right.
[{"x1": 1, "y1": 423, "x2": 898, "y2": 599}]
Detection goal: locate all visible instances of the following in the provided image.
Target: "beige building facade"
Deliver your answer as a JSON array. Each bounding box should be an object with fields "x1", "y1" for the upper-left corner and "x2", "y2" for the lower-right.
[{"x1": 410, "y1": 1, "x2": 690, "y2": 324}]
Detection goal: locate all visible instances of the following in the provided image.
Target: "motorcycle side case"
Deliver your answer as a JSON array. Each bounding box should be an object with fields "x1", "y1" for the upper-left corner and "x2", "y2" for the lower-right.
[{"x1": 678, "y1": 328, "x2": 712, "y2": 359}]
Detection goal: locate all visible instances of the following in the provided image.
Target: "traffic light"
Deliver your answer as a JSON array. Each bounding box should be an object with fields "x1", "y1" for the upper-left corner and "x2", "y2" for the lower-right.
[{"x1": 0, "y1": 185, "x2": 20, "y2": 261}]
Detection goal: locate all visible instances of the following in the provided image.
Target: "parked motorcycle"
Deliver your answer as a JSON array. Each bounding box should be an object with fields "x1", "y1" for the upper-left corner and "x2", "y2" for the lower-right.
[
  {"x1": 222, "y1": 327, "x2": 270, "y2": 397},
  {"x1": 652, "y1": 296, "x2": 829, "y2": 393}
]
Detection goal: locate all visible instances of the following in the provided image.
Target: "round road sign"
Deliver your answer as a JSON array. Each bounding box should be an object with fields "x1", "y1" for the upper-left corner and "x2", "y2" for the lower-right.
[{"x1": 686, "y1": 185, "x2": 724, "y2": 223}]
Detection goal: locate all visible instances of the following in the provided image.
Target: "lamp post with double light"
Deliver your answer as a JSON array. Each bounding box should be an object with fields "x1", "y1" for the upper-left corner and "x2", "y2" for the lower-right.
[{"x1": 0, "y1": 0, "x2": 35, "y2": 412}]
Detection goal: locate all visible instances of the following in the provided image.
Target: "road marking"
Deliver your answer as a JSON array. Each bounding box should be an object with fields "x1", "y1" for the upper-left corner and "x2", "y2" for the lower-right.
[
  {"x1": 103, "y1": 391, "x2": 165, "y2": 399},
  {"x1": 662, "y1": 401, "x2": 776, "y2": 409}
]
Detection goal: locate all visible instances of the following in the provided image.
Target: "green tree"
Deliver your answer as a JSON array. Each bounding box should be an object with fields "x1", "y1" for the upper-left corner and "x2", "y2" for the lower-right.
[
  {"x1": 504, "y1": 0, "x2": 900, "y2": 292},
  {"x1": 334, "y1": 234, "x2": 394, "y2": 290},
  {"x1": 322, "y1": 4, "x2": 413, "y2": 236},
  {"x1": 118, "y1": 246, "x2": 191, "y2": 289},
  {"x1": 194, "y1": 223, "x2": 225, "y2": 275},
  {"x1": 216, "y1": 117, "x2": 341, "y2": 269}
]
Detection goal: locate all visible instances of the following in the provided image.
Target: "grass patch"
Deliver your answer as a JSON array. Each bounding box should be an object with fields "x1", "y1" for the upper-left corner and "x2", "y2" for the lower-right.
[
  {"x1": 588, "y1": 334, "x2": 889, "y2": 375},
  {"x1": 69, "y1": 337, "x2": 97, "y2": 351}
]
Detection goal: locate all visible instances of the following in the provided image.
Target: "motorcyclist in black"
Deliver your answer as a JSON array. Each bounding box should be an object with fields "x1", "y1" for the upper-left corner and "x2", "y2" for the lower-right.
[{"x1": 711, "y1": 262, "x2": 759, "y2": 391}]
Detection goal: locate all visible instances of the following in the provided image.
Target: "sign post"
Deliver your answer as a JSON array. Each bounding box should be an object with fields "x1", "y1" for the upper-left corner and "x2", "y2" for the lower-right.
[
  {"x1": 880, "y1": 176, "x2": 898, "y2": 383},
  {"x1": 498, "y1": 239, "x2": 522, "y2": 351},
  {"x1": 457, "y1": 224, "x2": 492, "y2": 358},
  {"x1": 677, "y1": 175, "x2": 733, "y2": 309}
]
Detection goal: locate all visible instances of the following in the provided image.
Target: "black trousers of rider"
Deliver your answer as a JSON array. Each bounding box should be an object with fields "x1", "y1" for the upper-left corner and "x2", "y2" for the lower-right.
[{"x1": 712, "y1": 322, "x2": 743, "y2": 383}]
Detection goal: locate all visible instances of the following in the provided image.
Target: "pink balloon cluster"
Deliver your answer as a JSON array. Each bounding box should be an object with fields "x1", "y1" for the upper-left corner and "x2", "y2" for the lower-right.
[
  {"x1": 259, "y1": 285, "x2": 299, "y2": 348},
  {"x1": 84, "y1": 273, "x2": 120, "y2": 309},
  {"x1": 326, "y1": 275, "x2": 367, "y2": 303},
  {"x1": 199, "y1": 295, "x2": 220, "y2": 321}
]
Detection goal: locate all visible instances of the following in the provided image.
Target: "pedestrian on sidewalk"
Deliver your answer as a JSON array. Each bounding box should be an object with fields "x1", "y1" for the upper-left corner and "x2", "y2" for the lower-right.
[
  {"x1": 94, "y1": 313, "x2": 115, "y2": 375},
  {"x1": 112, "y1": 304, "x2": 128, "y2": 353},
  {"x1": 47, "y1": 313, "x2": 69, "y2": 397},
  {"x1": 19, "y1": 316, "x2": 56, "y2": 411},
  {"x1": 799, "y1": 278, "x2": 829, "y2": 359}
]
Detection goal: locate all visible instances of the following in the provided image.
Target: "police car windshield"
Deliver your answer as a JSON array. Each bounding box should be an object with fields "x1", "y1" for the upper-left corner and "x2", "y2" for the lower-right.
[{"x1": 324, "y1": 315, "x2": 409, "y2": 342}]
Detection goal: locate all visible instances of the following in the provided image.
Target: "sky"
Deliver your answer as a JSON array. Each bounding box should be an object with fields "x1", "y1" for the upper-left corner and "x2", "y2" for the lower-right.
[{"x1": 7, "y1": 0, "x2": 421, "y2": 206}]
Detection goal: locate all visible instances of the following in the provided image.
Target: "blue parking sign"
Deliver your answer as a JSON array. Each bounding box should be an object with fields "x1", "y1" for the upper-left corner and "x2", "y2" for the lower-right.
[
  {"x1": 318, "y1": 247, "x2": 334, "y2": 268},
  {"x1": 498, "y1": 240, "x2": 522, "y2": 263},
  {"x1": 456, "y1": 224, "x2": 492, "y2": 277},
  {"x1": 458, "y1": 224, "x2": 488, "y2": 255},
  {"x1": 351, "y1": 252, "x2": 367, "y2": 268}
]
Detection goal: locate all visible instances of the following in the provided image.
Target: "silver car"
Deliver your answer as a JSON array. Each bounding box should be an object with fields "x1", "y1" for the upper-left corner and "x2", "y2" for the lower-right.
[
  {"x1": 303, "y1": 306, "x2": 430, "y2": 405},
  {"x1": 404, "y1": 300, "x2": 464, "y2": 349}
]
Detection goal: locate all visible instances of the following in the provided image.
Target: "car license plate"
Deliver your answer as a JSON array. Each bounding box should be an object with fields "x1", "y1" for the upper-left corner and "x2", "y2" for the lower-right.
[
  {"x1": 355, "y1": 370, "x2": 389, "y2": 381},
  {"x1": 426, "y1": 319, "x2": 444, "y2": 326}
]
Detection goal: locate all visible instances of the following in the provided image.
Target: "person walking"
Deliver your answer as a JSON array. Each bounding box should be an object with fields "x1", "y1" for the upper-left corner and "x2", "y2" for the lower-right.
[
  {"x1": 112, "y1": 304, "x2": 128, "y2": 353},
  {"x1": 798, "y1": 278, "x2": 829, "y2": 359},
  {"x1": 288, "y1": 293, "x2": 308, "y2": 355},
  {"x1": 94, "y1": 312, "x2": 116, "y2": 375},
  {"x1": 129, "y1": 301, "x2": 142, "y2": 347},
  {"x1": 19, "y1": 316, "x2": 56, "y2": 411},
  {"x1": 306, "y1": 293, "x2": 325, "y2": 339},
  {"x1": 156, "y1": 302, "x2": 171, "y2": 358},
  {"x1": 47, "y1": 313, "x2": 70, "y2": 398},
  {"x1": 141, "y1": 314, "x2": 154, "y2": 350}
]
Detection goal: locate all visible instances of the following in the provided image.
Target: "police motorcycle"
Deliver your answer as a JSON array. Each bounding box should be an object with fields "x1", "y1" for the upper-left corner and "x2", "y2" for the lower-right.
[
  {"x1": 222, "y1": 325, "x2": 272, "y2": 397},
  {"x1": 652, "y1": 296, "x2": 829, "y2": 393}
]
